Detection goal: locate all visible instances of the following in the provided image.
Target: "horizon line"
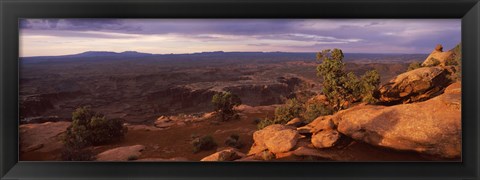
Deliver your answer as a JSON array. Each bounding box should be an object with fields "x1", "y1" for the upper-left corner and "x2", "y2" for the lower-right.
[{"x1": 20, "y1": 50, "x2": 430, "y2": 58}]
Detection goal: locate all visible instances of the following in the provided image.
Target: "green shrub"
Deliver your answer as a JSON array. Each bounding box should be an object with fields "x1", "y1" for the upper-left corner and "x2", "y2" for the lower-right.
[
  {"x1": 360, "y1": 70, "x2": 381, "y2": 104},
  {"x1": 257, "y1": 117, "x2": 275, "y2": 129},
  {"x1": 191, "y1": 135, "x2": 217, "y2": 153},
  {"x1": 316, "y1": 48, "x2": 382, "y2": 111},
  {"x1": 62, "y1": 107, "x2": 126, "y2": 160},
  {"x1": 301, "y1": 102, "x2": 333, "y2": 123},
  {"x1": 225, "y1": 134, "x2": 243, "y2": 148},
  {"x1": 407, "y1": 61, "x2": 423, "y2": 71},
  {"x1": 64, "y1": 107, "x2": 126, "y2": 148},
  {"x1": 274, "y1": 98, "x2": 303, "y2": 124},
  {"x1": 212, "y1": 91, "x2": 242, "y2": 121}
]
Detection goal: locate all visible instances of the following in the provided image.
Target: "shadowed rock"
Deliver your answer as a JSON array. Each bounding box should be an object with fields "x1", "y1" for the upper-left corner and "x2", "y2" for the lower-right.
[
  {"x1": 378, "y1": 66, "x2": 455, "y2": 104},
  {"x1": 335, "y1": 82, "x2": 461, "y2": 158}
]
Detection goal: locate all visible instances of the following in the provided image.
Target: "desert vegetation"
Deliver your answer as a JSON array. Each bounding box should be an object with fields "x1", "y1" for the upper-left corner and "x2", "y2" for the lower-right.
[{"x1": 62, "y1": 106, "x2": 126, "y2": 160}]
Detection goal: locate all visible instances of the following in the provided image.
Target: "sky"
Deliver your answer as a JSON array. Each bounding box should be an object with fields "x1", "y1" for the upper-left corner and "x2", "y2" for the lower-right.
[{"x1": 19, "y1": 19, "x2": 461, "y2": 57}]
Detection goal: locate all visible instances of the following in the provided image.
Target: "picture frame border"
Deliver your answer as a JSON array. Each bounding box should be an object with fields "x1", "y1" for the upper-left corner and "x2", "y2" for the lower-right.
[{"x1": 1, "y1": 0, "x2": 479, "y2": 179}]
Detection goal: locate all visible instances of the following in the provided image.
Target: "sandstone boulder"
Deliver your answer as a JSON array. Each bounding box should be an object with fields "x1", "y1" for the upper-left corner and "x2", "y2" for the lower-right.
[
  {"x1": 378, "y1": 66, "x2": 455, "y2": 104},
  {"x1": 96, "y1": 145, "x2": 145, "y2": 161},
  {"x1": 201, "y1": 148, "x2": 246, "y2": 161},
  {"x1": 335, "y1": 83, "x2": 461, "y2": 158},
  {"x1": 311, "y1": 130, "x2": 341, "y2": 149},
  {"x1": 248, "y1": 124, "x2": 299, "y2": 155},
  {"x1": 264, "y1": 129, "x2": 301, "y2": 153}
]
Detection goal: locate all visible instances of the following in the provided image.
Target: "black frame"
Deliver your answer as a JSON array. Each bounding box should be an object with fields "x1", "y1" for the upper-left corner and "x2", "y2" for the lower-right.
[{"x1": 1, "y1": 0, "x2": 479, "y2": 179}]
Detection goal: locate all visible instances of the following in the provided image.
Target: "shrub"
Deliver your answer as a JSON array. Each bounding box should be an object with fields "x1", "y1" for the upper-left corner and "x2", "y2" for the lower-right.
[
  {"x1": 445, "y1": 43, "x2": 462, "y2": 81},
  {"x1": 212, "y1": 91, "x2": 242, "y2": 121},
  {"x1": 64, "y1": 107, "x2": 126, "y2": 148},
  {"x1": 273, "y1": 98, "x2": 303, "y2": 124},
  {"x1": 191, "y1": 135, "x2": 217, "y2": 153},
  {"x1": 225, "y1": 134, "x2": 243, "y2": 148},
  {"x1": 62, "y1": 106, "x2": 126, "y2": 160},
  {"x1": 257, "y1": 117, "x2": 275, "y2": 129},
  {"x1": 360, "y1": 70, "x2": 381, "y2": 104},
  {"x1": 301, "y1": 101, "x2": 333, "y2": 123},
  {"x1": 407, "y1": 61, "x2": 423, "y2": 71},
  {"x1": 316, "y1": 48, "x2": 381, "y2": 111}
]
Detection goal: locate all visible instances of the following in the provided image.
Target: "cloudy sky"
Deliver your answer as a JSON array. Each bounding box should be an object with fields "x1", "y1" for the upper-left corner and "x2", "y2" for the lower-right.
[{"x1": 19, "y1": 19, "x2": 461, "y2": 57}]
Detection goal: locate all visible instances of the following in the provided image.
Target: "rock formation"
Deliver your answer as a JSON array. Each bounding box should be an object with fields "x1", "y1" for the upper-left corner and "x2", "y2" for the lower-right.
[
  {"x1": 378, "y1": 66, "x2": 455, "y2": 104},
  {"x1": 421, "y1": 44, "x2": 454, "y2": 66},
  {"x1": 201, "y1": 148, "x2": 246, "y2": 161},
  {"x1": 96, "y1": 145, "x2": 145, "y2": 161},
  {"x1": 248, "y1": 124, "x2": 300, "y2": 155},
  {"x1": 335, "y1": 82, "x2": 461, "y2": 158}
]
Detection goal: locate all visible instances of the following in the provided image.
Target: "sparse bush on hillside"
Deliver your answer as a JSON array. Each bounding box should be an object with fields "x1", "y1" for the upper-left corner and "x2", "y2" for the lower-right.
[
  {"x1": 407, "y1": 61, "x2": 423, "y2": 71},
  {"x1": 191, "y1": 135, "x2": 217, "y2": 153},
  {"x1": 274, "y1": 98, "x2": 303, "y2": 124},
  {"x1": 360, "y1": 70, "x2": 381, "y2": 104},
  {"x1": 62, "y1": 106, "x2": 126, "y2": 160},
  {"x1": 446, "y1": 43, "x2": 462, "y2": 81},
  {"x1": 257, "y1": 117, "x2": 275, "y2": 129},
  {"x1": 302, "y1": 101, "x2": 333, "y2": 123},
  {"x1": 212, "y1": 91, "x2": 242, "y2": 121},
  {"x1": 316, "y1": 48, "x2": 382, "y2": 111},
  {"x1": 225, "y1": 134, "x2": 243, "y2": 148}
]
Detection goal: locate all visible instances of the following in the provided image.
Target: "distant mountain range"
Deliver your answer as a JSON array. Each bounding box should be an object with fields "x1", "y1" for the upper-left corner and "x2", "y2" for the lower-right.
[{"x1": 20, "y1": 51, "x2": 428, "y2": 64}]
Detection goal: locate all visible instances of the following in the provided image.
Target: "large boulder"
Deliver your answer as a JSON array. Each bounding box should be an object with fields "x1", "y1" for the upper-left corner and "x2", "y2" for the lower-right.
[
  {"x1": 378, "y1": 66, "x2": 455, "y2": 104},
  {"x1": 265, "y1": 129, "x2": 301, "y2": 154},
  {"x1": 421, "y1": 44, "x2": 454, "y2": 67},
  {"x1": 96, "y1": 145, "x2": 145, "y2": 161},
  {"x1": 335, "y1": 83, "x2": 461, "y2": 158},
  {"x1": 201, "y1": 148, "x2": 246, "y2": 161},
  {"x1": 248, "y1": 124, "x2": 300, "y2": 155}
]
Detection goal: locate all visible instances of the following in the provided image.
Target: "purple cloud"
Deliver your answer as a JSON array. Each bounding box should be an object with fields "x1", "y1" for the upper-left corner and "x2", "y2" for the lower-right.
[{"x1": 19, "y1": 19, "x2": 461, "y2": 55}]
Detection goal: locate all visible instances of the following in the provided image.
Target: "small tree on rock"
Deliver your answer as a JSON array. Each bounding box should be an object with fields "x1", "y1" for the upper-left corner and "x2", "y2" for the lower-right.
[
  {"x1": 212, "y1": 91, "x2": 242, "y2": 121},
  {"x1": 316, "y1": 48, "x2": 381, "y2": 111},
  {"x1": 62, "y1": 106, "x2": 126, "y2": 160}
]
